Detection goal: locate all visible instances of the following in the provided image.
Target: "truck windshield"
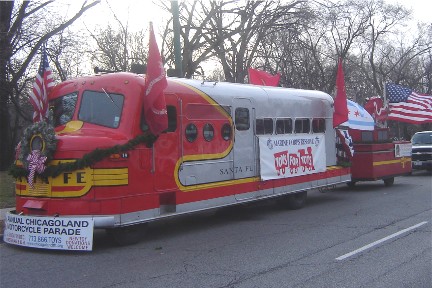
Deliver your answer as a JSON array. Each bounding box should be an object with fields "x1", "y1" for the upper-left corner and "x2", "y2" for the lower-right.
[
  {"x1": 412, "y1": 133, "x2": 432, "y2": 145},
  {"x1": 78, "y1": 90, "x2": 124, "y2": 128},
  {"x1": 51, "y1": 92, "x2": 78, "y2": 126}
]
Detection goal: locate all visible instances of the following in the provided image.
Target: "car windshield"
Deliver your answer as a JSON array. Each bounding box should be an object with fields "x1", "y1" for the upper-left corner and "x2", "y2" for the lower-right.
[
  {"x1": 411, "y1": 133, "x2": 432, "y2": 145},
  {"x1": 51, "y1": 92, "x2": 78, "y2": 127},
  {"x1": 78, "y1": 90, "x2": 124, "y2": 128}
]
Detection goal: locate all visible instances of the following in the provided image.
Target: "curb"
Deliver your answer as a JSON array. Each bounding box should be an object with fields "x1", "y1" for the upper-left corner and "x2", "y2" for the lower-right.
[{"x1": 1, "y1": 207, "x2": 15, "y2": 221}]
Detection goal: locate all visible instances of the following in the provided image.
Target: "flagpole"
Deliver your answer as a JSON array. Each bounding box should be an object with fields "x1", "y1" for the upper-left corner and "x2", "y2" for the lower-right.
[{"x1": 382, "y1": 81, "x2": 388, "y2": 128}]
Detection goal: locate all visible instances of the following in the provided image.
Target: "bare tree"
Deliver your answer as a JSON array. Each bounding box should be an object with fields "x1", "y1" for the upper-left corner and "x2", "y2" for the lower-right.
[
  {"x1": 0, "y1": 0, "x2": 99, "y2": 170},
  {"x1": 88, "y1": 2, "x2": 149, "y2": 73},
  {"x1": 207, "y1": 0, "x2": 306, "y2": 83}
]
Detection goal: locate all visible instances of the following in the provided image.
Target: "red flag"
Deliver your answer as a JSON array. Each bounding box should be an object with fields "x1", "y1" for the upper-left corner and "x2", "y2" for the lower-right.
[
  {"x1": 29, "y1": 45, "x2": 54, "y2": 122},
  {"x1": 333, "y1": 58, "x2": 349, "y2": 127},
  {"x1": 248, "y1": 68, "x2": 280, "y2": 86},
  {"x1": 364, "y1": 96, "x2": 388, "y2": 122},
  {"x1": 144, "y1": 22, "x2": 168, "y2": 135}
]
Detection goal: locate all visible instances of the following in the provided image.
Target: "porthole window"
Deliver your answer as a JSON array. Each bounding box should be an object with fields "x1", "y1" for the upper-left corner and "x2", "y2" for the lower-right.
[
  {"x1": 185, "y1": 123, "x2": 198, "y2": 142},
  {"x1": 221, "y1": 123, "x2": 232, "y2": 141},
  {"x1": 203, "y1": 123, "x2": 214, "y2": 141}
]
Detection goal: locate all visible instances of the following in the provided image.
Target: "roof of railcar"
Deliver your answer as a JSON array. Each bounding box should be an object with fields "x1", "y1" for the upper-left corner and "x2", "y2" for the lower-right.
[
  {"x1": 169, "y1": 77, "x2": 334, "y2": 104},
  {"x1": 169, "y1": 78, "x2": 334, "y2": 118}
]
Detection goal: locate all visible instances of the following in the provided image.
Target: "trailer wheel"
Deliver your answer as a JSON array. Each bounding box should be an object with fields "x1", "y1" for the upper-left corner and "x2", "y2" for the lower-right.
[
  {"x1": 107, "y1": 223, "x2": 148, "y2": 246},
  {"x1": 383, "y1": 177, "x2": 394, "y2": 187},
  {"x1": 279, "y1": 191, "x2": 307, "y2": 210},
  {"x1": 347, "y1": 181, "x2": 356, "y2": 188}
]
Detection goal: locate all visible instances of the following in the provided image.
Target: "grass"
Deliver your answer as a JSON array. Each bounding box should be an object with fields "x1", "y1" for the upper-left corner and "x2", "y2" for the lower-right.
[{"x1": 0, "y1": 171, "x2": 15, "y2": 208}]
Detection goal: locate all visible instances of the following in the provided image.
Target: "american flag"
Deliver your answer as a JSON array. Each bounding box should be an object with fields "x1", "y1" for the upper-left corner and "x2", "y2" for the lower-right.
[
  {"x1": 29, "y1": 46, "x2": 54, "y2": 122},
  {"x1": 386, "y1": 83, "x2": 432, "y2": 124}
]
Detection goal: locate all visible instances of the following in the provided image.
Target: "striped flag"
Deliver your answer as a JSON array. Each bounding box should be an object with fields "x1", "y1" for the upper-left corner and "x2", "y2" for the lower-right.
[
  {"x1": 336, "y1": 128, "x2": 354, "y2": 158},
  {"x1": 386, "y1": 83, "x2": 432, "y2": 124},
  {"x1": 29, "y1": 46, "x2": 54, "y2": 122}
]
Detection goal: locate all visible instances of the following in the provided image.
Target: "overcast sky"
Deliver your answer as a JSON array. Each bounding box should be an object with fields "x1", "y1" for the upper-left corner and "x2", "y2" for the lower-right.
[{"x1": 72, "y1": 0, "x2": 430, "y2": 36}]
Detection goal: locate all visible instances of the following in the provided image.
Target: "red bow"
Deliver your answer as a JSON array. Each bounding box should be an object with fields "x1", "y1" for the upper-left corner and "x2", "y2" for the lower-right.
[{"x1": 27, "y1": 150, "x2": 47, "y2": 188}]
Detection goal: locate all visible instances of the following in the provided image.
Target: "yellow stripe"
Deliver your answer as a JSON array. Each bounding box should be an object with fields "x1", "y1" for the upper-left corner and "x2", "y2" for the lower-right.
[
  {"x1": 327, "y1": 166, "x2": 343, "y2": 171},
  {"x1": 93, "y1": 168, "x2": 128, "y2": 186},
  {"x1": 175, "y1": 166, "x2": 346, "y2": 192},
  {"x1": 173, "y1": 81, "x2": 233, "y2": 124},
  {"x1": 93, "y1": 168, "x2": 128, "y2": 175},
  {"x1": 373, "y1": 157, "x2": 411, "y2": 167},
  {"x1": 177, "y1": 176, "x2": 260, "y2": 192}
]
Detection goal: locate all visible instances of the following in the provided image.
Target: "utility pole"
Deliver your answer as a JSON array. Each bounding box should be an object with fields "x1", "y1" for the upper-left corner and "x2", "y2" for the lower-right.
[{"x1": 171, "y1": 0, "x2": 183, "y2": 77}]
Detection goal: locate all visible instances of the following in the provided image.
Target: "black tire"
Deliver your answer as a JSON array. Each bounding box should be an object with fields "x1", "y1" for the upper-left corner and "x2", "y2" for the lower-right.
[
  {"x1": 347, "y1": 181, "x2": 356, "y2": 188},
  {"x1": 279, "y1": 191, "x2": 307, "y2": 210},
  {"x1": 383, "y1": 177, "x2": 395, "y2": 187},
  {"x1": 106, "y1": 223, "x2": 148, "y2": 246}
]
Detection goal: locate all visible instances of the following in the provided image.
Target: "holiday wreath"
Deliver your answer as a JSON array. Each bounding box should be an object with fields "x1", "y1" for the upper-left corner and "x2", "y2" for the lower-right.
[{"x1": 18, "y1": 120, "x2": 57, "y2": 169}]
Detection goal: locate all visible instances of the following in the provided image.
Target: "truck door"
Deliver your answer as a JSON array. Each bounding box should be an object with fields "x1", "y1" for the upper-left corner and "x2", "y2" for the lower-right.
[
  {"x1": 154, "y1": 94, "x2": 181, "y2": 192},
  {"x1": 232, "y1": 98, "x2": 257, "y2": 200}
]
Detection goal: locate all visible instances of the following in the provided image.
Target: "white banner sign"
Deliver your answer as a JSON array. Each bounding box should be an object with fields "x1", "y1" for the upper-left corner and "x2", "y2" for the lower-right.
[
  {"x1": 259, "y1": 134, "x2": 326, "y2": 180},
  {"x1": 4, "y1": 213, "x2": 94, "y2": 251},
  {"x1": 394, "y1": 143, "x2": 412, "y2": 158}
]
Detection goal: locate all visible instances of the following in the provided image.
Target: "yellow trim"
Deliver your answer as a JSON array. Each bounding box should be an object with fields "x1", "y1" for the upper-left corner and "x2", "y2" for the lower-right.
[
  {"x1": 56, "y1": 120, "x2": 84, "y2": 134},
  {"x1": 326, "y1": 166, "x2": 344, "y2": 170},
  {"x1": 373, "y1": 157, "x2": 411, "y2": 167},
  {"x1": 16, "y1": 160, "x2": 128, "y2": 198},
  {"x1": 172, "y1": 80, "x2": 238, "y2": 191},
  {"x1": 174, "y1": 165, "x2": 347, "y2": 192},
  {"x1": 173, "y1": 81, "x2": 233, "y2": 125},
  {"x1": 175, "y1": 171, "x2": 260, "y2": 192},
  {"x1": 93, "y1": 168, "x2": 128, "y2": 186}
]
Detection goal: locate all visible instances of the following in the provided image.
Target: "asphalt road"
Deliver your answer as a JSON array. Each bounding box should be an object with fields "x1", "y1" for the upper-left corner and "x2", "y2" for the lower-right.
[{"x1": 1, "y1": 170, "x2": 431, "y2": 288}]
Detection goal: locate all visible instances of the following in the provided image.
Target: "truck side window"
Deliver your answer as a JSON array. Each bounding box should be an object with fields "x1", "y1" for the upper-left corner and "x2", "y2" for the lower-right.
[
  {"x1": 140, "y1": 110, "x2": 149, "y2": 132},
  {"x1": 141, "y1": 105, "x2": 177, "y2": 132},
  {"x1": 167, "y1": 106, "x2": 177, "y2": 132},
  {"x1": 235, "y1": 108, "x2": 249, "y2": 131},
  {"x1": 256, "y1": 118, "x2": 273, "y2": 135},
  {"x1": 312, "y1": 118, "x2": 325, "y2": 133},
  {"x1": 295, "y1": 118, "x2": 310, "y2": 133},
  {"x1": 51, "y1": 92, "x2": 78, "y2": 127},
  {"x1": 276, "y1": 118, "x2": 292, "y2": 134}
]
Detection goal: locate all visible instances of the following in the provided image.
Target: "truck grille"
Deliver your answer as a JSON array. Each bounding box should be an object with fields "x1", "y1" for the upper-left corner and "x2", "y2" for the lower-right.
[
  {"x1": 412, "y1": 148, "x2": 432, "y2": 161},
  {"x1": 27, "y1": 183, "x2": 50, "y2": 197}
]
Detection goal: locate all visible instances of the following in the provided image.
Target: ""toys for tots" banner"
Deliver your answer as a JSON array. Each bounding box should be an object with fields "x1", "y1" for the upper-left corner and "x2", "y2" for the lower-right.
[{"x1": 258, "y1": 134, "x2": 326, "y2": 180}]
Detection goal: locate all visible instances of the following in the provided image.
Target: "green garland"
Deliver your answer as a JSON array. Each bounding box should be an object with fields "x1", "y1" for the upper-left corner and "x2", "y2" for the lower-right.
[
  {"x1": 19, "y1": 120, "x2": 57, "y2": 169},
  {"x1": 9, "y1": 133, "x2": 157, "y2": 179}
]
